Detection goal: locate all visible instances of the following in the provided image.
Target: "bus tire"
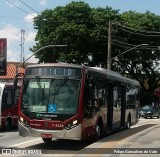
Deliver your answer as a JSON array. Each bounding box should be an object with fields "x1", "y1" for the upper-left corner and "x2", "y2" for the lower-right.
[
  {"x1": 6, "y1": 118, "x2": 12, "y2": 130},
  {"x1": 126, "y1": 117, "x2": 131, "y2": 129},
  {"x1": 95, "y1": 120, "x2": 103, "y2": 141},
  {"x1": 42, "y1": 138, "x2": 52, "y2": 143}
]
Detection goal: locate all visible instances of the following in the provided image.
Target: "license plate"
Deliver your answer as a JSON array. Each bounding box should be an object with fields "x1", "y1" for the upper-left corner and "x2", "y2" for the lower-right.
[{"x1": 41, "y1": 134, "x2": 52, "y2": 138}]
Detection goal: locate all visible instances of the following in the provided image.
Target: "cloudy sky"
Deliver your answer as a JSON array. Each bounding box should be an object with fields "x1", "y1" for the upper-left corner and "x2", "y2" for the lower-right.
[{"x1": 1, "y1": 0, "x2": 160, "y2": 63}]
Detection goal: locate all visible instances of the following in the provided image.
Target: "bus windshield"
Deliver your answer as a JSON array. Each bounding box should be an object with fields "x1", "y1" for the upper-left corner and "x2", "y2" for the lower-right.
[{"x1": 22, "y1": 78, "x2": 80, "y2": 115}]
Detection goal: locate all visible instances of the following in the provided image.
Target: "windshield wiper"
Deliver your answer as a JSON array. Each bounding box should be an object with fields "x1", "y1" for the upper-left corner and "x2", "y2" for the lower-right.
[
  {"x1": 50, "y1": 77, "x2": 68, "y2": 95},
  {"x1": 55, "y1": 77, "x2": 68, "y2": 94},
  {"x1": 49, "y1": 77, "x2": 68, "y2": 105}
]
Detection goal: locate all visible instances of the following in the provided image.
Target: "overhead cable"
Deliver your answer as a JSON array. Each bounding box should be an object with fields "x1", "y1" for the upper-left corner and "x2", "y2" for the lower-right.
[
  {"x1": 6, "y1": 0, "x2": 36, "y2": 17},
  {"x1": 19, "y1": 0, "x2": 39, "y2": 14}
]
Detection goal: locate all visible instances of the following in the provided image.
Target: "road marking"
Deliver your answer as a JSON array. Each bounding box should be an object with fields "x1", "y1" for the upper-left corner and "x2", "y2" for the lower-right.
[{"x1": 9, "y1": 138, "x2": 42, "y2": 147}]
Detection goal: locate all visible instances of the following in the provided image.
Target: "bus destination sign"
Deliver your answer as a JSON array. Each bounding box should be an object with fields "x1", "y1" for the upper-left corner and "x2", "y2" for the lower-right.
[{"x1": 26, "y1": 67, "x2": 81, "y2": 77}]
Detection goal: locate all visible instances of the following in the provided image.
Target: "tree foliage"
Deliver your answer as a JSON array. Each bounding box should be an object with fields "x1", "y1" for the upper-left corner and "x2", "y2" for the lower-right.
[
  {"x1": 111, "y1": 11, "x2": 160, "y2": 94},
  {"x1": 31, "y1": 2, "x2": 160, "y2": 105},
  {"x1": 31, "y1": 1, "x2": 120, "y2": 66}
]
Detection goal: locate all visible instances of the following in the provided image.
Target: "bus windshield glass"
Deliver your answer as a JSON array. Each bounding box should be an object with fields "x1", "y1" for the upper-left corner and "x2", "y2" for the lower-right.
[{"x1": 22, "y1": 77, "x2": 80, "y2": 115}]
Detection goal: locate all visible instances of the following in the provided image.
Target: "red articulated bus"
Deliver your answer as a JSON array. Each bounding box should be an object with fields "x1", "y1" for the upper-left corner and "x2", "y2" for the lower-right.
[
  {"x1": 0, "y1": 82, "x2": 20, "y2": 130},
  {"x1": 16, "y1": 63, "x2": 140, "y2": 142}
]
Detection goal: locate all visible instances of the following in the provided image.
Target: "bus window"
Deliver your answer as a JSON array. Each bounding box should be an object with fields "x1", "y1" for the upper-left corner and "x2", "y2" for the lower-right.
[
  {"x1": 2, "y1": 88, "x2": 12, "y2": 110},
  {"x1": 126, "y1": 85, "x2": 138, "y2": 109},
  {"x1": 113, "y1": 86, "x2": 122, "y2": 110},
  {"x1": 97, "y1": 78, "x2": 108, "y2": 107},
  {"x1": 84, "y1": 75, "x2": 98, "y2": 116},
  {"x1": 113, "y1": 87, "x2": 118, "y2": 109},
  {"x1": 22, "y1": 78, "x2": 80, "y2": 114}
]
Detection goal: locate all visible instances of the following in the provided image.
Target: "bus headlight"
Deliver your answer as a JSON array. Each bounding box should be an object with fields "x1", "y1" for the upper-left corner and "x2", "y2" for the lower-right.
[
  {"x1": 65, "y1": 120, "x2": 79, "y2": 130},
  {"x1": 20, "y1": 117, "x2": 24, "y2": 123},
  {"x1": 19, "y1": 116, "x2": 29, "y2": 127}
]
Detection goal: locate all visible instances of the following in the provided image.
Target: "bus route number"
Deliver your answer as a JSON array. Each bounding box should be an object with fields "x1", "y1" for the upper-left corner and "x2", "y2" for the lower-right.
[{"x1": 38, "y1": 68, "x2": 74, "y2": 76}]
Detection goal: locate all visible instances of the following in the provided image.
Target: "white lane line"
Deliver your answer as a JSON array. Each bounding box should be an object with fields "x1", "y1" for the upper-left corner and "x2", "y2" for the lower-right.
[{"x1": 9, "y1": 138, "x2": 42, "y2": 147}]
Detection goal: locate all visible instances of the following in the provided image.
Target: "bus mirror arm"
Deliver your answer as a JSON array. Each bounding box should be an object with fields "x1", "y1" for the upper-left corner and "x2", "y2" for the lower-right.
[
  {"x1": 13, "y1": 72, "x2": 24, "y2": 89},
  {"x1": 13, "y1": 76, "x2": 18, "y2": 90},
  {"x1": 12, "y1": 72, "x2": 24, "y2": 104}
]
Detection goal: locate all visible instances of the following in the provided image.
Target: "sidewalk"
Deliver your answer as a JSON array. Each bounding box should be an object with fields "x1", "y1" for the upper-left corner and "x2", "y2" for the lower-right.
[{"x1": 74, "y1": 119, "x2": 160, "y2": 157}]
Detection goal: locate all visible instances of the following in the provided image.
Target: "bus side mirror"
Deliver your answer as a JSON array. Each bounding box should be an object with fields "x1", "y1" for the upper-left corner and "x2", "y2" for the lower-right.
[{"x1": 13, "y1": 72, "x2": 24, "y2": 94}]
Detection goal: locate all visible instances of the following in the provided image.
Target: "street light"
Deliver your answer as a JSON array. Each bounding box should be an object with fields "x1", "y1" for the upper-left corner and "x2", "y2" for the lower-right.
[
  {"x1": 14, "y1": 44, "x2": 67, "y2": 81},
  {"x1": 12, "y1": 44, "x2": 67, "y2": 100},
  {"x1": 108, "y1": 44, "x2": 149, "y2": 70},
  {"x1": 113, "y1": 44, "x2": 149, "y2": 59},
  {"x1": 17, "y1": 44, "x2": 67, "y2": 69}
]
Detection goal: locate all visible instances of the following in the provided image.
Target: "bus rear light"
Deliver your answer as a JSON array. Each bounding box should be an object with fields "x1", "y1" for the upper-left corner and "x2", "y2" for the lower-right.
[{"x1": 65, "y1": 120, "x2": 79, "y2": 130}]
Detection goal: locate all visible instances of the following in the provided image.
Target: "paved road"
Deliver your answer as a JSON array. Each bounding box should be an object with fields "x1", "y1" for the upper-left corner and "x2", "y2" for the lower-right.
[
  {"x1": 0, "y1": 119, "x2": 160, "y2": 157},
  {"x1": 0, "y1": 127, "x2": 40, "y2": 148},
  {"x1": 0, "y1": 127, "x2": 92, "y2": 156},
  {"x1": 75, "y1": 118, "x2": 160, "y2": 157}
]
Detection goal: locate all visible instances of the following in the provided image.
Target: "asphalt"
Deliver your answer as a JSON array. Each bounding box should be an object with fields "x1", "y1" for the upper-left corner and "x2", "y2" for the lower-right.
[{"x1": 73, "y1": 119, "x2": 160, "y2": 157}]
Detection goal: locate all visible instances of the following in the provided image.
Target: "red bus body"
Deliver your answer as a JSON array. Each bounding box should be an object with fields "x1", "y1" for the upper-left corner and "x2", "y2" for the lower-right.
[
  {"x1": 0, "y1": 83, "x2": 20, "y2": 129},
  {"x1": 18, "y1": 63, "x2": 140, "y2": 142}
]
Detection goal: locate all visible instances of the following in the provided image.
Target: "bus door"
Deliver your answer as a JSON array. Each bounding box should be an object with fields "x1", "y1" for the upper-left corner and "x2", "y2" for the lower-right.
[
  {"x1": 107, "y1": 83, "x2": 113, "y2": 131},
  {"x1": 120, "y1": 85, "x2": 126, "y2": 128},
  {"x1": 0, "y1": 85, "x2": 4, "y2": 127},
  {"x1": 112, "y1": 85, "x2": 122, "y2": 130}
]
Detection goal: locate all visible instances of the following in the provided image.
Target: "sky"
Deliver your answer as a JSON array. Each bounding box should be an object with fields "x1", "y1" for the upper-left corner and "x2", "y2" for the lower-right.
[{"x1": 1, "y1": 0, "x2": 160, "y2": 63}]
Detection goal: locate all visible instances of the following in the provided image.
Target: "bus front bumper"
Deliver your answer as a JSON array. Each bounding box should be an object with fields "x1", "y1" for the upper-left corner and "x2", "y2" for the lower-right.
[{"x1": 18, "y1": 121, "x2": 82, "y2": 140}]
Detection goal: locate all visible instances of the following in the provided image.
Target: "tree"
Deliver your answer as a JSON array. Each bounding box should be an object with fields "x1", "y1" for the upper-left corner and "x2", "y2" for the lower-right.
[
  {"x1": 31, "y1": 1, "x2": 120, "y2": 65},
  {"x1": 31, "y1": 2, "x2": 160, "y2": 105},
  {"x1": 111, "y1": 11, "x2": 160, "y2": 105}
]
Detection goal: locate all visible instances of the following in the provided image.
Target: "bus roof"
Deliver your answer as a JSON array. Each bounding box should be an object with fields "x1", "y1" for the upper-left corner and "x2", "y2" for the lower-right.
[
  {"x1": 26, "y1": 63, "x2": 83, "y2": 69},
  {"x1": 25, "y1": 63, "x2": 139, "y2": 86},
  {"x1": 89, "y1": 67, "x2": 140, "y2": 86}
]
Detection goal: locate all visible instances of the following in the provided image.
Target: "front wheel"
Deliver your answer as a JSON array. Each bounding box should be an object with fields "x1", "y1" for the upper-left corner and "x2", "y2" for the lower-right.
[{"x1": 42, "y1": 138, "x2": 52, "y2": 143}]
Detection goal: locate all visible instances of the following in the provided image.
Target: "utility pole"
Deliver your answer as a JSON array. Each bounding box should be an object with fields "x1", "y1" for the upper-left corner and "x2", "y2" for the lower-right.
[
  {"x1": 107, "y1": 20, "x2": 112, "y2": 70},
  {"x1": 20, "y1": 29, "x2": 25, "y2": 66}
]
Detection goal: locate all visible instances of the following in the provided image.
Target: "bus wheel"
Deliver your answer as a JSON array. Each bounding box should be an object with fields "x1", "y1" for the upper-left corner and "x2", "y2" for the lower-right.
[
  {"x1": 126, "y1": 117, "x2": 131, "y2": 129},
  {"x1": 95, "y1": 123, "x2": 102, "y2": 141},
  {"x1": 42, "y1": 138, "x2": 52, "y2": 143},
  {"x1": 6, "y1": 119, "x2": 12, "y2": 130}
]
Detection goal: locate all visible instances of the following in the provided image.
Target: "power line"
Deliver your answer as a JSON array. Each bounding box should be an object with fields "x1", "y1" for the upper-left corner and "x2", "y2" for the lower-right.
[
  {"x1": 115, "y1": 27, "x2": 160, "y2": 37},
  {"x1": 19, "y1": 0, "x2": 39, "y2": 14},
  {"x1": 114, "y1": 58, "x2": 160, "y2": 63},
  {"x1": 113, "y1": 22, "x2": 160, "y2": 35},
  {"x1": 112, "y1": 35, "x2": 159, "y2": 47},
  {"x1": 6, "y1": 0, "x2": 36, "y2": 18}
]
